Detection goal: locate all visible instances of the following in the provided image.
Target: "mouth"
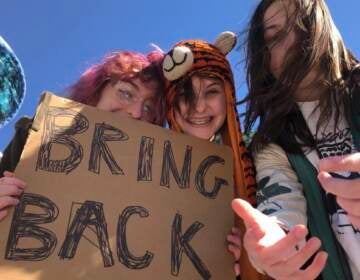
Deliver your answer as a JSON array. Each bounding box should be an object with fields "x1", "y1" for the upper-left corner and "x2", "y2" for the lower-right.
[{"x1": 186, "y1": 117, "x2": 213, "y2": 125}]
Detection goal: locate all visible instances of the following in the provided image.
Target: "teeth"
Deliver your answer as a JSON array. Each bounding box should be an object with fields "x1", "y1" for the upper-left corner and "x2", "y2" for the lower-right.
[{"x1": 188, "y1": 118, "x2": 211, "y2": 125}]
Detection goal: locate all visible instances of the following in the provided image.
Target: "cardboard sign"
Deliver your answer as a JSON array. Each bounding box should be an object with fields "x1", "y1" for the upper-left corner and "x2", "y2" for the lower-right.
[{"x1": 0, "y1": 93, "x2": 235, "y2": 280}]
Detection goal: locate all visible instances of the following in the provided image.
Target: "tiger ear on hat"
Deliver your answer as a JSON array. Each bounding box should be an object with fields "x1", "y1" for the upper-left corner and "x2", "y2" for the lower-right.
[{"x1": 213, "y1": 31, "x2": 237, "y2": 56}]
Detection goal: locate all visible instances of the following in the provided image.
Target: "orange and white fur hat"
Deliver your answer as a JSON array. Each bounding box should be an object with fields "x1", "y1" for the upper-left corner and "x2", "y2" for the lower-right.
[{"x1": 163, "y1": 31, "x2": 256, "y2": 205}]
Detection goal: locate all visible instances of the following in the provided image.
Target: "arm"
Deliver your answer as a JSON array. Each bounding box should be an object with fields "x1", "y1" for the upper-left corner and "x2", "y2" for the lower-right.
[
  {"x1": 255, "y1": 143, "x2": 307, "y2": 229},
  {"x1": 232, "y1": 144, "x2": 327, "y2": 279}
]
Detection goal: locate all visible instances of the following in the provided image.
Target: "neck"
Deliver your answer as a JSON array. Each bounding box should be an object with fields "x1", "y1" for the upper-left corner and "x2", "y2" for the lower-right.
[
  {"x1": 294, "y1": 78, "x2": 327, "y2": 102},
  {"x1": 293, "y1": 65, "x2": 329, "y2": 101}
]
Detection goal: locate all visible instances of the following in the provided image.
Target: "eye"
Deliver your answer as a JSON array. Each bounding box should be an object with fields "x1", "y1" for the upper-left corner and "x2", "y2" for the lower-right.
[
  {"x1": 206, "y1": 88, "x2": 222, "y2": 96},
  {"x1": 208, "y1": 89, "x2": 219, "y2": 95},
  {"x1": 143, "y1": 103, "x2": 154, "y2": 115},
  {"x1": 265, "y1": 36, "x2": 275, "y2": 47},
  {"x1": 265, "y1": 31, "x2": 284, "y2": 48},
  {"x1": 118, "y1": 90, "x2": 133, "y2": 100}
]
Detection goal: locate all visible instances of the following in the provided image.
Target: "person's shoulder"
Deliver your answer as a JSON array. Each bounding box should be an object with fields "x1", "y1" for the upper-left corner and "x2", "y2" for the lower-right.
[
  {"x1": 14, "y1": 116, "x2": 33, "y2": 131},
  {"x1": 254, "y1": 143, "x2": 287, "y2": 160},
  {"x1": 350, "y1": 65, "x2": 360, "y2": 87},
  {"x1": 254, "y1": 142, "x2": 292, "y2": 170}
]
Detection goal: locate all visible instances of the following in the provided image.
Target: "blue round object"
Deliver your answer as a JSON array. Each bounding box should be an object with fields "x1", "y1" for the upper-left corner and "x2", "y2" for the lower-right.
[{"x1": 0, "y1": 36, "x2": 26, "y2": 128}]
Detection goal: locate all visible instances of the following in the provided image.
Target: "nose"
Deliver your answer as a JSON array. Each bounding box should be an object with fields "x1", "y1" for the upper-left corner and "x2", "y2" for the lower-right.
[
  {"x1": 194, "y1": 95, "x2": 206, "y2": 113},
  {"x1": 127, "y1": 101, "x2": 143, "y2": 120}
]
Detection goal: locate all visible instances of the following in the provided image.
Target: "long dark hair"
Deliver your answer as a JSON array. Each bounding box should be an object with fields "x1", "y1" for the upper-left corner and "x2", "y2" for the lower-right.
[{"x1": 242, "y1": 0, "x2": 359, "y2": 153}]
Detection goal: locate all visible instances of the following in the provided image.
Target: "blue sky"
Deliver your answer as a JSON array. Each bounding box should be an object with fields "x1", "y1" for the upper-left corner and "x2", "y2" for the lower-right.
[{"x1": 0, "y1": 0, "x2": 359, "y2": 151}]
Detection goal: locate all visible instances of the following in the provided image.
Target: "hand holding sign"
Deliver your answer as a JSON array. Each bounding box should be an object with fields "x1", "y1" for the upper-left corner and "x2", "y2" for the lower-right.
[
  {"x1": 319, "y1": 153, "x2": 360, "y2": 228},
  {"x1": 232, "y1": 199, "x2": 328, "y2": 279},
  {"x1": 0, "y1": 93, "x2": 236, "y2": 280},
  {"x1": 0, "y1": 171, "x2": 25, "y2": 221},
  {"x1": 227, "y1": 227, "x2": 242, "y2": 276}
]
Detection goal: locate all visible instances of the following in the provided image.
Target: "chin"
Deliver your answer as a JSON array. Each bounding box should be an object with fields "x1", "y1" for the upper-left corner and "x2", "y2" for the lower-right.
[
  {"x1": 188, "y1": 130, "x2": 213, "y2": 140},
  {"x1": 196, "y1": 134, "x2": 211, "y2": 140}
]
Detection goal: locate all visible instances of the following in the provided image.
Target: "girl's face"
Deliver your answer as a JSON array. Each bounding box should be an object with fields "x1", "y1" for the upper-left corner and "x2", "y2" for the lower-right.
[
  {"x1": 263, "y1": 0, "x2": 323, "y2": 100},
  {"x1": 263, "y1": 0, "x2": 297, "y2": 79},
  {"x1": 96, "y1": 78, "x2": 158, "y2": 124},
  {"x1": 174, "y1": 75, "x2": 227, "y2": 140}
]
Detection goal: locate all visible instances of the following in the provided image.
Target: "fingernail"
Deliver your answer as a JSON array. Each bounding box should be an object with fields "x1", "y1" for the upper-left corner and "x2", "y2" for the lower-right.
[
  {"x1": 310, "y1": 237, "x2": 321, "y2": 248},
  {"x1": 293, "y1": 226, "x2": 308, "y2": 240}
]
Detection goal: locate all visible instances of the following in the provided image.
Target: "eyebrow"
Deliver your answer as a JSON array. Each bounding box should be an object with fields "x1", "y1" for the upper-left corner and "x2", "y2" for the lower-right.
[
  {"x1": 264, "y1": 24, "x2": 280, "y2": 34},
  {"x1": 117, "y1": 80, "x2": 139, "y2": 91},
  {"x1": 127, "y1": 80, "x2": 139, "y2": 91},
  {"x1": 206, "y1": 80, "x2": 223, "y2": 88}
]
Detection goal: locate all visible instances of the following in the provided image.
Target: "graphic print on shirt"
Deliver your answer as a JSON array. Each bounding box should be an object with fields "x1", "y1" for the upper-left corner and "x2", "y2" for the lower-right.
[
  {"x1": 315, "y1": 127, "x2": 360, "y2": 235},
  {"x1": 257, "y1": 176, "x2": 292, "y2": 215}
]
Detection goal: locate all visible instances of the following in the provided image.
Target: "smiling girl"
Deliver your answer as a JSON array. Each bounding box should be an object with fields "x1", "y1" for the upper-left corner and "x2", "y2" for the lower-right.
[{"x1": 162, "y1": 32, "x2": 262, "y2": 279}]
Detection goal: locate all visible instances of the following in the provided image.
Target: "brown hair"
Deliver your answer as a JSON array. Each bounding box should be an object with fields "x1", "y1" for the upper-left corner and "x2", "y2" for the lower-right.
[{"x1": 241, "y1": 0, "x2": 359, "y2": 153}]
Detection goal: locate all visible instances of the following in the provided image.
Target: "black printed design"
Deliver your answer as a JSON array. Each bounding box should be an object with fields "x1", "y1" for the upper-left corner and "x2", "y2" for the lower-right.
[
  {"x1": 315, "y1": 127, "x2": 360, "y2": 236},
  {"x1": 257, "y1": 176, "x2": 291, "y2": 205},
  {"x1": 316, "y1": 128, "x2": 352, "y2": 158}
]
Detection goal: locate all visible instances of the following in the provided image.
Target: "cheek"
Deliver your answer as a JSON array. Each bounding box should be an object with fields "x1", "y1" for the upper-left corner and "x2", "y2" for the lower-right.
[
  {"x1": 96, "y1": 93, "x2": 123, "y2": 112},
  {"x1": 95, "y1": 95, "x2": 107, "y2": 110},
  {"x1": 174, "y1": 109, "x2": 186, "y2": 128},
  {"x1": 213, "y1": 96, "x2": 227, "y2": 119},
  {"x1": 219, "y1": 104, "x2": 227, "y2": 126},
  {"x1": 177, "y1": 101, "x2": 190, "y2": 118},
  {"x1": 270, "y1": 33, "x2": 297, "y2": 77},
  {"x1": 270, "y1": 46, "x2": 283, "y2": 73}
]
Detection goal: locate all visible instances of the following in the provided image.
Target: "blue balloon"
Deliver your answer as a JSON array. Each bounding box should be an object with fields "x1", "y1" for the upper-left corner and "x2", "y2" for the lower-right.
[{"x1": 0, "y1": 36, "x2": 26, "y2": 128}]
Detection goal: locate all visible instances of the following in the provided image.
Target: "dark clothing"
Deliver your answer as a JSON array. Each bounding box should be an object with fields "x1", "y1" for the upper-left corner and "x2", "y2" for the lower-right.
[{"x1": 0, "y1": 117, "x2": 32, "y2": 176}]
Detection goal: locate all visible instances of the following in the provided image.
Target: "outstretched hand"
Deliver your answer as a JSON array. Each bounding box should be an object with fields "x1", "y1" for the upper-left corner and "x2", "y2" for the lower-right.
[
  {"x1": 232, "y1": 199, "x2": 327, "y2": 280},
  {"x1": 319, "y1": 153, "x2": 360, "y2": 229}
]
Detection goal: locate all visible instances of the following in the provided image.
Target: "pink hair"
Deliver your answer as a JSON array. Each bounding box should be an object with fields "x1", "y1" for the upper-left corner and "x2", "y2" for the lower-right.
[{"x1": 67, "y1": 51, "x2": 165, "y2": 125}]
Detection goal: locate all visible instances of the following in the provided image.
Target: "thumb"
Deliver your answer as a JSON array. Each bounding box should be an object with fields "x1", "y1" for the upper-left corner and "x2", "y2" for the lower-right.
[{"x1": 232, "y1": 199, "x2": 265, "y2": 229}]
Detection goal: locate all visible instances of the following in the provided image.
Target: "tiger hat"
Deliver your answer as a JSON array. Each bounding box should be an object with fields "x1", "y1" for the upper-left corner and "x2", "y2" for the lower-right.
[{"x1": 163, "y1": 31, "x2": 256, "y2": 205}]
